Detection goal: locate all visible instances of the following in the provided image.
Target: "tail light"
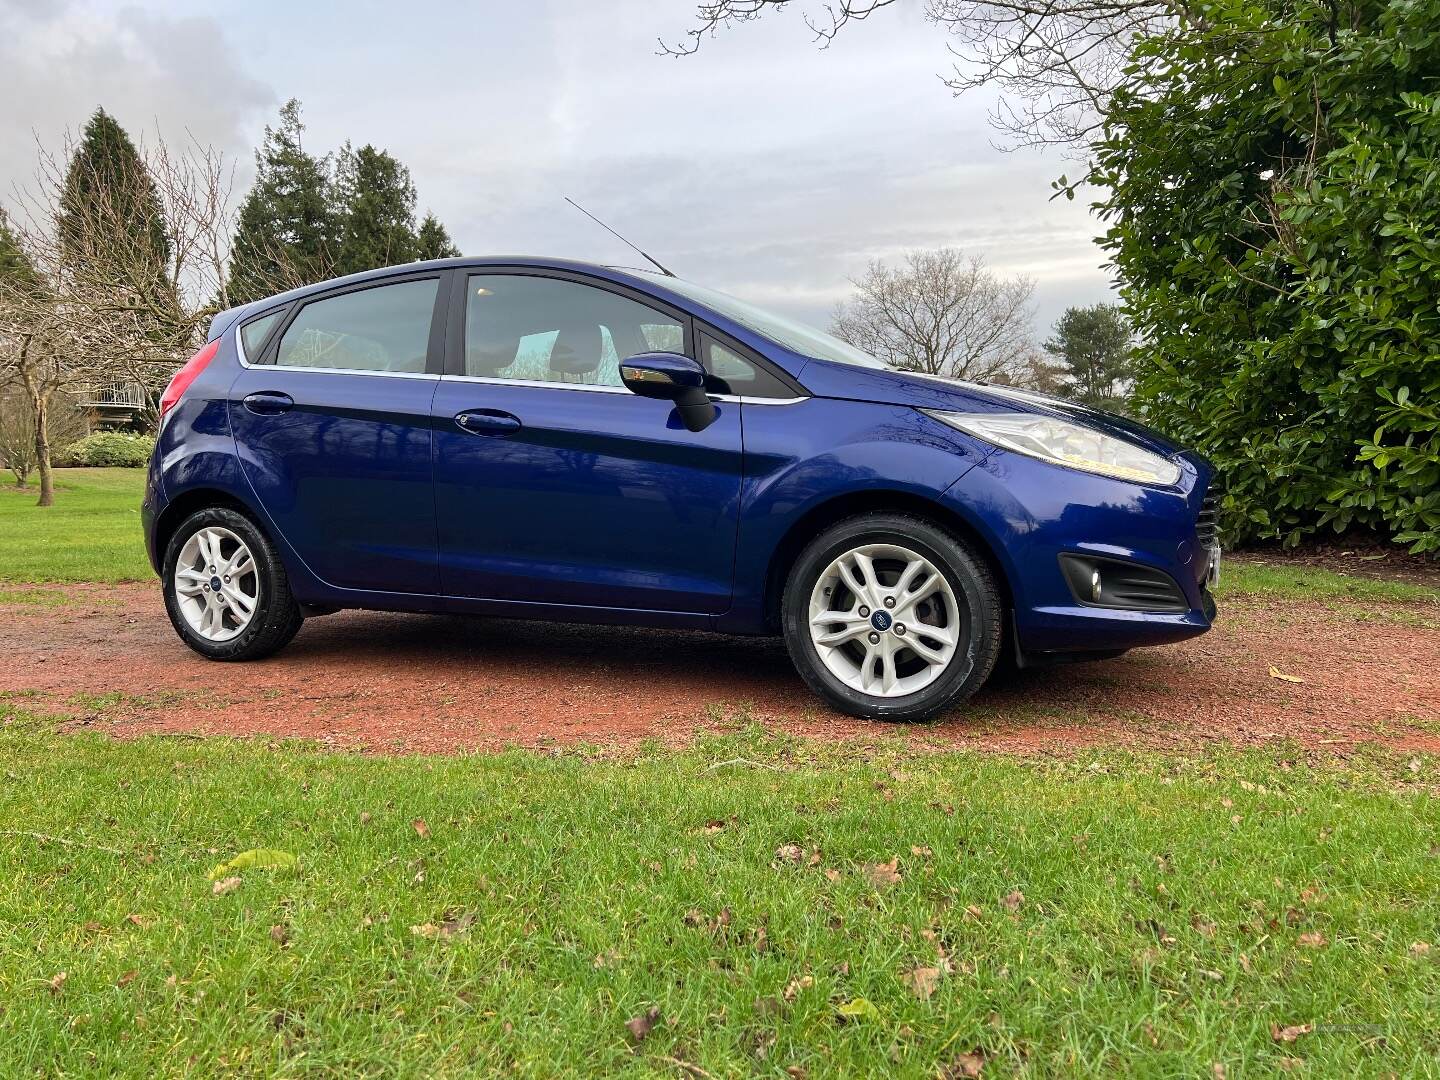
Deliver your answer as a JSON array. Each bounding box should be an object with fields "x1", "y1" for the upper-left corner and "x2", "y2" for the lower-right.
[{"x1": 159, "y1": 338, "x2": 221, "y2": 419}]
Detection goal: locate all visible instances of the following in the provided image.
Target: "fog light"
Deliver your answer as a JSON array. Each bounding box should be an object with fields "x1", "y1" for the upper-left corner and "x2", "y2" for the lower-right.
[{"x1": 1091, "y1": 569, "x2": 1103, "y2": 601}]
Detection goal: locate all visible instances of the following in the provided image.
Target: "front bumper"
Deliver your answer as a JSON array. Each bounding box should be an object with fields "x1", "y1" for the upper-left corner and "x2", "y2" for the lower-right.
[{"x1": 940, "y1": 447, "x2": 1217, "y2": 657}]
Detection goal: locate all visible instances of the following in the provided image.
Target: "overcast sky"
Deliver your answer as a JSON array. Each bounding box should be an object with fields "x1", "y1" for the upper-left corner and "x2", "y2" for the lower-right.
[{"x1": 0, "y1": 0, "x2": 1114, "y2": 332}]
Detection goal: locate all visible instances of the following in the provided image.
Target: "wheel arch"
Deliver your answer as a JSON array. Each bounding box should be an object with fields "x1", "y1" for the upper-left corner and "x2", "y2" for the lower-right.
[
  {"x1": 152, "y1": 487, "x2": 259, "y2": 568},
  {"x1": 762, "y1": 489, "x2": 1014, "y2": 632}
]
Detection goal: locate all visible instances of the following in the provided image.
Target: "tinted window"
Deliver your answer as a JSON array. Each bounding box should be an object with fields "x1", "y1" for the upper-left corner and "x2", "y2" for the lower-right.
[
  {"x1": 702, "y1": 338, "x2": 796, "y2": 398},
  {"x1": 239, "y1": 310, "x2": 283, "y2": 360},
  {"x1": 276, "y1": 279, "x2": 438, "y2": 373},
  {"x1": 465, "y1": 275, "x2": 684, "y2": 386}
]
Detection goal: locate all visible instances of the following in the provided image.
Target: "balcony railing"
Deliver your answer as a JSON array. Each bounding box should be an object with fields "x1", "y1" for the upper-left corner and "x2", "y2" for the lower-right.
[{"x1": 75, "y1": 381, "x2": 147, "y2": 411}]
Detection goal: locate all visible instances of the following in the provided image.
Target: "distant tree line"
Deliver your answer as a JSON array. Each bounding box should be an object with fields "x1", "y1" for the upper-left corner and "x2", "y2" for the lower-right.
[
  {"x1": 229, "y1": 99, "x2": 459, "y2": 306},
  {"x1": 0, "y1": 101, "x2": 459, "y2": 505}
]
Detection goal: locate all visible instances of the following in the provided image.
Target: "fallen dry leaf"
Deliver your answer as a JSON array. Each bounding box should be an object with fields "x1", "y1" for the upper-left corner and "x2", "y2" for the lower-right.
[
  {"x1": 411, "y1": 818, "x2": 430, "y2": 839},
  {"x1": 1270, "y1": 1022, "x2": 1313, "y2": 1043},
  {"x1": 48, "y1": 972, "x2": 67, "y2": 994},
  {"x1": 270, "y1": 924, "x2": 290, "y2": 947},
  {"x1": 1277, "y1": 1058, "x2": 1304, "y2": 1073},
  {"x1": 910, "y1": 845, "x2": 933, "y2": 858},
  {"x1": 1409, "y1": 941, "x2": 1432, "y2": 957},
  {"x1": 901, "y1": 965, "x2": 942, "y2": 1000},
  {"x1": 864, "y1": 858, "x2": 902, "y2": 886},
  {"x1": 1268, "y1": 665, "x2": 1304, "y2": 684},
  {"x1": 410, "y1": 913, "x2": 474, "y2": 940},
  {"x1": 115, "y1": 970, "x2": 137, "y2": 988},
  {"x1": 774, "y1": 843, "x2": 805, "y2": 865},
  {"x1": 211, "y1": 876, "x2": 242, "y2": 897},
  {"x1": 945, "y1": 1049, "x2": 988, "y2": 1077},
  {"x1": 624, "y1": 1005, "x2": 662, "y2": 1042},
  {"x1": 782, "y1": 974, "x2": 814, "y2": 1001},
  {"x1": 702, "y1": 819, "x2": 725, "y2": 833},
  {"x1": 835, "y1": 996, "x2": 880, "y2": 1022},
  {"x1": 1297, "y1": 931, "x2": 1327, "y2": 948},
  {"x1": 1002, "y1": 890, "x2": 1024, "y2": 912},
  {"x1": 359, "y1": 812, "x2": 372, "y2": 825}
]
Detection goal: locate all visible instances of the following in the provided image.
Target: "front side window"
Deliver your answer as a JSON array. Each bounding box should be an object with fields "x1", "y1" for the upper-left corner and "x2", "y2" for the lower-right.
[
  {"x1": 464, "y1": 275, "x2": 685, "y2": 386},
  {"x1": 275, "y1": 279, "x2": 438, "y2": 373},
  {"x1": 702, "y1": 338, "x2": 796, "y2": 398}
]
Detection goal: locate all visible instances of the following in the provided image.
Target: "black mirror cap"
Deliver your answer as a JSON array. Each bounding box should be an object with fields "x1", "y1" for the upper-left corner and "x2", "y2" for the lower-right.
[{"x1": 620, "y1": 351, "x2": 705, "y2": 400}]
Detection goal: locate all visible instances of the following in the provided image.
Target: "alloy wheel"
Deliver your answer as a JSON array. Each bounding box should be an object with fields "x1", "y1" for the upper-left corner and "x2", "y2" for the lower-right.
[
  {"x1": 807, "y1": 542, "x2": 963, "y2": 697},
  {"x1": 173, "y1": 526, "x2": 260, "y2": 643}
]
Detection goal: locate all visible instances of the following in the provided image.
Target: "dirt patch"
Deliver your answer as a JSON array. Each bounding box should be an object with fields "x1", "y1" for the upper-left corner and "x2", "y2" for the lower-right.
[{"x1": 2, "y1": 582, "x2": 1436, "y2": 755}]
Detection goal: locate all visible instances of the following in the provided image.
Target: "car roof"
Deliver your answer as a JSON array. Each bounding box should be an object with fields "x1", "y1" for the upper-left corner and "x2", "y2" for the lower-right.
[{"x1": 242, "y1": 256, "x2": 657, "y2": 312}]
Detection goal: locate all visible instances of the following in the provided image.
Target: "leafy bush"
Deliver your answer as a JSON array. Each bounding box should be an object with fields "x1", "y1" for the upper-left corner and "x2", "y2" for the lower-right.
[
  {"x1": 56, "y1": 431, "x2": 155, "y2": 468},
  {"x1": 1089, "y1": 0, "x2": 1440, "y2": 552}
]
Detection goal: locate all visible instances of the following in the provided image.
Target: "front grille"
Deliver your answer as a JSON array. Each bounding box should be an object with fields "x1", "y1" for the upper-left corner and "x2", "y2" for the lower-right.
[{"x1": 1195, "y1": 484, "x2": 1220, "y2": 547}]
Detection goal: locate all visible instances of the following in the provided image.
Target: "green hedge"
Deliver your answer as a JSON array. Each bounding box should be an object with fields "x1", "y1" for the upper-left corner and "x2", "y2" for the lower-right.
[
  {"x1": 56, "y1": 432, "x2": 155, "y2": 469},
  {"x1": 1089, "y1": 0, "x2": 1440, "y2": 552}
]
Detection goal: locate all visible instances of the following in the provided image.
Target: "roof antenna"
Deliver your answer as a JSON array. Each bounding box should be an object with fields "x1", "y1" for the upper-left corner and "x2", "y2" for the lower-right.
[{"x1": 564, "y1": 197, "x2": 676, "y2": 277}]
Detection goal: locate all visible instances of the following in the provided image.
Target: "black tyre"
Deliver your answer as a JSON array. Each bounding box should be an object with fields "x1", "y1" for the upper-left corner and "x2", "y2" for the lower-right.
[
  {"x1": 161, "y1": 506, "x2": 303, "y2": 661},
  {"x1": 781, "y1": 513, "x2": 1003, "y2": 722}
]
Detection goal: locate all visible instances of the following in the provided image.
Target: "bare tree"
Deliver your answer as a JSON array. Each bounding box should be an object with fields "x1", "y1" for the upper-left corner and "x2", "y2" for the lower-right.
[
  {"x1": 661, "y1": 0, "x2": 1177, "y2": 148},
  {"x1": 1, "y1": 130, "x2": 263, "y2": 503},
  {"x1": 831, "y1": 248, "x2": 1037, "y2": 382}
]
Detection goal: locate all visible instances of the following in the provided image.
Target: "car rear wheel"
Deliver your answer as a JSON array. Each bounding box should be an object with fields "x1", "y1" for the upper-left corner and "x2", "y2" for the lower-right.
[
  {"x1": 162, "y1": 507, "x2": 303, "y2": 661},
  {"x1": 782, "y1": 514, "x2": 1002, "y2": 721}
]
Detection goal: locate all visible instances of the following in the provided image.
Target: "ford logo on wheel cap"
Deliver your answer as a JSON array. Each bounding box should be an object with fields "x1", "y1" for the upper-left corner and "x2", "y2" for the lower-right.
[{"x1": 870, "y1": 609, "x2": 893, "y2": 632}]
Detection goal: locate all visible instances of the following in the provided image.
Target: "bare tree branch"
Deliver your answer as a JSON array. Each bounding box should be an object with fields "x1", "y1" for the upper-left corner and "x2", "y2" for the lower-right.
[
  {"x1": 661, "y1": 0, "x2": 1181, "y2": 148},
  {"x1": 830, "y1": 248, "x2": 1039, "y2": 382}
]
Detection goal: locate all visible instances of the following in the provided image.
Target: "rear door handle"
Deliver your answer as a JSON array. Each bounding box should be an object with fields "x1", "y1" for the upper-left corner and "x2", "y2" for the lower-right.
[
  {"x1": 243, "y1": 391, "x2": 294, "y2": 415},
  {"x1": 455, "y1": 409, "x2": 522, "y2": 437}
]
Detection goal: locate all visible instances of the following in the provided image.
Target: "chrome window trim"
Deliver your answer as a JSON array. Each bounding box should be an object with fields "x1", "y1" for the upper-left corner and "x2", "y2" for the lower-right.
[
  {"x1": 440, "y1": 373, "x2": 808, "y2": 405},
  {"x1": 235, "y1": 329, "x2": 438, "y2": 380}
]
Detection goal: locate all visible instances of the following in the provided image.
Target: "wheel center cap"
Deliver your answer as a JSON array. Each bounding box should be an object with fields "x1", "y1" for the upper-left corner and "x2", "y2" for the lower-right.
[
  {"x1": 210, "y1": 576, "x2": 223, "y2": 592},
  {"x1": 870, "y1": 610, "x2": 893, "y2": 632}
]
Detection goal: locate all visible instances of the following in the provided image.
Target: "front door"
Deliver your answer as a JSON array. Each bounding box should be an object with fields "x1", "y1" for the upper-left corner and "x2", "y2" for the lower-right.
[
  {"x1": 431, "y1": 271, "x2": 743, "y2": 614},
  {"x1": 228, "y1": 274, "x2": 445, "y2": 595}
]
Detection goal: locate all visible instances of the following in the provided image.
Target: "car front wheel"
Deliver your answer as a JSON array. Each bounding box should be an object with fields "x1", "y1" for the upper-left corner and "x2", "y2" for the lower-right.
[
  {"x1": 782, "y1": 514, "x2": 1002, "y2": 721},
  {"x1": 162, "y1": 506, "x2": 303, "y2": 661}
]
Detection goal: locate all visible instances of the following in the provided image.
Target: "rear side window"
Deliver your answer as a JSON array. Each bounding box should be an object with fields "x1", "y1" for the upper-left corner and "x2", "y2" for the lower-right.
[
  {"x1": 464, "y1": 274, "x2": 685, "y2": 387},
  {"x1": 275, "y1": 279, "x2": 438, "y2": 373},
  {"x1": 239, "y1": 310, "x2": 283, "y2": 360},
  {"x1": 702, "y1": 337, "x2": 796, "y2": 399}
]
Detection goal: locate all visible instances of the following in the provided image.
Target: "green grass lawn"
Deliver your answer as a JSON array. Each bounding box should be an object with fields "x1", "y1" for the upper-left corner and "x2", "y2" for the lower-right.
[
  {"x1": 0, "y1": 468, "x2": 153, "y2": 583},
  {"x1": 5, "y1": 470, "x2": 1439, "y2": 1074},
  {"x1": 0, "y1": 716, "x2": 1436, "y2": 1077}
]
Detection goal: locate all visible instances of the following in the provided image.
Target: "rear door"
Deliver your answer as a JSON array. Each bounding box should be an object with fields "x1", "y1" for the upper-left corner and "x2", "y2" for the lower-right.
[
  {"x1": 430, "y1": 270, "x2": 743, "y2": 614},
  {"x1": 228, "y1": 273, "x2": 447, "y2": 595}
]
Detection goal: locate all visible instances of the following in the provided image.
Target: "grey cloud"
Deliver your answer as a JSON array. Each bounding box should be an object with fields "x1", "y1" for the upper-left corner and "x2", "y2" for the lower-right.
[{"x1": 0, "y1": 1, "x2": 273, "y2": 200}]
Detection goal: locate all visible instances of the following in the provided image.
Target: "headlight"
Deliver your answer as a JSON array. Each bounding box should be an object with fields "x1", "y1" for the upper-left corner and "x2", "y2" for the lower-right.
[{"x1": 925, "y1": 410, "x2": 1182, "y2": 486}]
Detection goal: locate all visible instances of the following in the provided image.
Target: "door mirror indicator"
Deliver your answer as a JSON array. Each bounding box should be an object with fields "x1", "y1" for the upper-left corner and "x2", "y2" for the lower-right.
[{"x1": 619, "y1": 352, "x2": 716, "y2": 432}]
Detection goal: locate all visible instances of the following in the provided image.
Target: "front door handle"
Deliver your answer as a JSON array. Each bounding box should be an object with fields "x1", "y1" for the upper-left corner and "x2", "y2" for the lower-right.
[
  {"x1": 243, "y1": 391, "x2": 294, "y2": 415},
  {"x1": 455, "y1": 409, "x2": 522, "y2": 437}
]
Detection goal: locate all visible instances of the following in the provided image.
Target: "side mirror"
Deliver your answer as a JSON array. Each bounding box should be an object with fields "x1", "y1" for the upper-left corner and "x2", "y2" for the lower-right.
[{"x1": 619, "y1": 352, "x2": 717, "y2": 432}]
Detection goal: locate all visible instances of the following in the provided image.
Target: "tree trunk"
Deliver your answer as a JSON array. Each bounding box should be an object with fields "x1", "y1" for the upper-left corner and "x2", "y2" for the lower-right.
[{"x1": 21, "y1": 372, "x2": 54, "y2": 507}]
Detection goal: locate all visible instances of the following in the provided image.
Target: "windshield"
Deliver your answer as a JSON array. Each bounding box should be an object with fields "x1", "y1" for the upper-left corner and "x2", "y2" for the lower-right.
[{"x1": 636, "y1": 271, "x2": 887, "y2": 370}]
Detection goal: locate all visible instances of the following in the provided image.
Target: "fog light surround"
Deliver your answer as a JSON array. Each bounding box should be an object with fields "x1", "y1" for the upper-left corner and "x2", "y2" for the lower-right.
[{"x1": 1060, "y1": 554, "x2": 1187, "y2": 613}]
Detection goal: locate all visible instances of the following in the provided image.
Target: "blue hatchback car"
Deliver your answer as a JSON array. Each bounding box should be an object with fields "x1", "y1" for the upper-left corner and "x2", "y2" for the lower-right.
[{"x1": 143, "y1": 257, "x2": 1218, "y2": 721}]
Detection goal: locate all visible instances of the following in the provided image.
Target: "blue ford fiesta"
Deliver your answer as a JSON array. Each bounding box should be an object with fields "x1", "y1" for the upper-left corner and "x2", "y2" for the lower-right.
[{"x1": 143, "y1": 257, "x2": 1218, "y2": 722}]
